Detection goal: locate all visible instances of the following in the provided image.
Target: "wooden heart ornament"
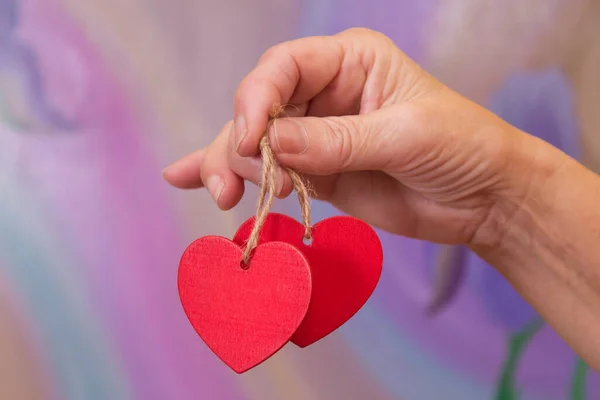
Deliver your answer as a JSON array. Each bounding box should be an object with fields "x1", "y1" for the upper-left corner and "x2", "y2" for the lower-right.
[
  {"x1": 234, "y1": 213, "x2": 383, "y2": 348},
  {"x1": 178, "y1": 236, "x2": 312, "y2": 373}
]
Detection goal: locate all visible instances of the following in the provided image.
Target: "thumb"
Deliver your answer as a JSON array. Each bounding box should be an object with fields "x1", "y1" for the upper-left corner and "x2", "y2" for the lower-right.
[{"x1": 268, "y1": 107, "x2": 411, "y2": 174}]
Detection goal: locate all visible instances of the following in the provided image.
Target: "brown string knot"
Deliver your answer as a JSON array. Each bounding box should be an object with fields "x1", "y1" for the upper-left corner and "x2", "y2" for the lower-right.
[{"x1": 241, "y1": 105, "x2": 312, "y2": 267}]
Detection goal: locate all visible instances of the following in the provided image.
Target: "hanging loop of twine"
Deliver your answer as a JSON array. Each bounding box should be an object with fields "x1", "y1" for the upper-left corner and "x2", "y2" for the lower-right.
[{"x1": 241, "y1": 106, "x2": 312, "y2": 267}]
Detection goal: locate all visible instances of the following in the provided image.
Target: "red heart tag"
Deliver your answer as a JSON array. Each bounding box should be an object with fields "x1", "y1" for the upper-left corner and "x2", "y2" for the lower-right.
[
  {"x1": 178, "y1": 236, "x2": 312, "y2": 373},
  {"x1": 233, "y1": 213, "x2": 383, "y2": 348}
]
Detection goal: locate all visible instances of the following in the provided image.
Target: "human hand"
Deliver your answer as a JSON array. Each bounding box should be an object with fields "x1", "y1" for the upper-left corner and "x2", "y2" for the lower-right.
[{"x1": 162, "y1": 28, "x2": 554, "y2": 248}]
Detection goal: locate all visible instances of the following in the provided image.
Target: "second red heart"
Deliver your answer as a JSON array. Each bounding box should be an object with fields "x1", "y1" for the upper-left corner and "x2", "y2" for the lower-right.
[{"x1": 234, "y1": 212, "x2": 383, "y2": 348}]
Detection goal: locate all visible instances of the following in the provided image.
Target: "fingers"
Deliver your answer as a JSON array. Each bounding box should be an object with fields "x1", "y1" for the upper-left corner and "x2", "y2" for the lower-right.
[
  {"x1": 162, "y1": 148, "x2": 206, "y2": 189},
  {"x1": 267, "y1": 107, "x2": 413, "y2": 174},
  {"x1": 166, "y1": 29, "x2": 411, "y2": 209},
  {"x1": 197, "y1": 129, "x2": 245, "y2": 210},
  {"x1": 233, "y1": 28, "x2": 408, "y2": 160},
  {"x1": 226, "y1": 133, "x2": 294, "y2": 199},
  {"x1": 163, "y1": 123, "x2": 244, "y2": 210},
  {"x1": 163, "y1": 122, "x2": 294, "y2": 210},
  {"x1": 233, "y1": 36, "x2": 345, "y2": 157}
]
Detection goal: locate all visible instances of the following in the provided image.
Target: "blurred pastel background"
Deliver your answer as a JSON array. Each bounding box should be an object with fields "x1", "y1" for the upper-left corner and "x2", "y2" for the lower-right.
[{"x1": 1, "y1": 0, "x2": 599, "y2": 399}]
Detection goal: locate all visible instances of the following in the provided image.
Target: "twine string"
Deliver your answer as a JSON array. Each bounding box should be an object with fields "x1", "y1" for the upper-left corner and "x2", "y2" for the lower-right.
[{"x1": 241, "y1": 106, "x2": 312, "y2": 266}]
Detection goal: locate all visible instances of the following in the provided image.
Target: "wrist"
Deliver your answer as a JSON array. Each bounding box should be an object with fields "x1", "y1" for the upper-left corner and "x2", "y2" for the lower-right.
[
  {"x1": 470, "y1": 127, "x2": 573, "y2": 258},
  {"x1": 466, "y1": 113, "x2": 600, "y2": 371}
]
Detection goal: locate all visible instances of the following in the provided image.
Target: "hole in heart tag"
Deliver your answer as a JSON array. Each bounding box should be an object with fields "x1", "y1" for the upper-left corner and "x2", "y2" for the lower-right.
[{"x1": 178, "y1": 106, "x2": 314, "y2": 374}]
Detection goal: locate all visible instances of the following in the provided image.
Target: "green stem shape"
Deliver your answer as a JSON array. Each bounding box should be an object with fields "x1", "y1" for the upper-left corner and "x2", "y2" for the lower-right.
[
  {"x1": 495, "y1": 318, "x2": 544, "y2": 400},
  {"x1": 570, "y1": 357, "x2": 588, "y2": 400}
]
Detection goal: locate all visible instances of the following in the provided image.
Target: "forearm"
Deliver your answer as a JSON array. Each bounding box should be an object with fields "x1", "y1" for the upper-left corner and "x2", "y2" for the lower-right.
[{"x1": 475, "y1": 133, "x2": 600, "y2": 371}]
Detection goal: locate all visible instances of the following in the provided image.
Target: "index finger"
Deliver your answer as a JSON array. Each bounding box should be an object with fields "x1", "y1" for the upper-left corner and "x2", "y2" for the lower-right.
[{"x1": 233, "y1": 35, "x2": 344, "y2": 157}]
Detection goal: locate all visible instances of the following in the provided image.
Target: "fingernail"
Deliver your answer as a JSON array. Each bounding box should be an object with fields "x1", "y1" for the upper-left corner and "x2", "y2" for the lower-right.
[
  {"x1": 234, "y1": 115, "x2": 248, "y2": 151},
  {"x1": 162, "y1": 161, "x2": 179, "y2": 175},
  {"x1": 161, "y1": 164, "x2": 178, "y2": 181},
  {"x1": 275, "y1": 168, "x2": 285, "y2": 196},
  {"x1": 269, "y1": 120, "x2": 308, "y2": 154},
  {"x1": 206, "y1": 175, "x2": 224, "y2": 203}
]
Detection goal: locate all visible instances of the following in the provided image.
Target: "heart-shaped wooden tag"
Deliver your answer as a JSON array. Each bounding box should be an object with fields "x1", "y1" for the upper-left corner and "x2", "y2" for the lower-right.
[
  {"x1": 234, "y1": 213, "x2": 383, "y2": 348},
  {"x1": 178, "y1": 236, "x2": 312, "y2": 373}
]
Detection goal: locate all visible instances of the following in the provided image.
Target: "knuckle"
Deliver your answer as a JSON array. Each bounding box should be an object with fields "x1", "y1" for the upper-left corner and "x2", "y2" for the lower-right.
[
  {"x1": 274, "y1": 54, "x2": 298, "y2": 91},
  {"x1": 234, "y1": 75, "x2": 270, "y2": 112},
  {"x1": 340, "y1": 27, "x2": 392, "y2": 44},
  {"x1": 236, "y1": 46, "x2": 298, "y2": 110},
  {"x1": 233, "y1": 77, "x2": 250, "y2": 108},
  {"x1": 258, "y1": 40, "x2": 292, "y2": 64},
  {"x1": 259, "y1": 46, "x2": 278, "y2": 63},
  {"x1": 323, "y1": 117, "x2": 361, "y2": 171},
  {"x1": 220, "y1": 120, "x2": 236, "y2": 151},
  {"x1": 341, "y1": 27, "x2": 376, "y2": 37}
]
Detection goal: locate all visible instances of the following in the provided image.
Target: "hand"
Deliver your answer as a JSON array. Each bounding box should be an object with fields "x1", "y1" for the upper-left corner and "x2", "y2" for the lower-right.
[
  {"x1": 162, "y1": 28, "x2": 552, "y2": 248},
  {"x1": 163, "y1": 28, "x2": 600, "y2": 370}
]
